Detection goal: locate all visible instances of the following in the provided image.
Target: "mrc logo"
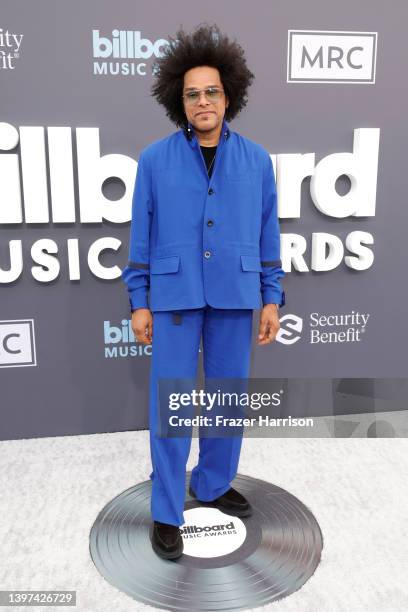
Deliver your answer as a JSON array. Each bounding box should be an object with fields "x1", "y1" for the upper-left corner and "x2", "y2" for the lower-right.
[
  {"x1": 287, "y1": 30, "x2": 377, "y2": 83},
  {"x1": 0, "y1": 319, "x2": 37, "y2": 367}
]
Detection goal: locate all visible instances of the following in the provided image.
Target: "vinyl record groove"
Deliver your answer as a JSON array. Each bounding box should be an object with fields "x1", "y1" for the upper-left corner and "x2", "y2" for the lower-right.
[{"x1": 89, "y1": 472, "x2": 323, "y2": 610}]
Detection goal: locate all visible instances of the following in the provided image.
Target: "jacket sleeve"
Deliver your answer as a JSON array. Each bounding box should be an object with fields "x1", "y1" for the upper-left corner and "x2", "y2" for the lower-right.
[
  {"x1": 260, "y1": 151, "x2": 286, "y2": 308},
  {"x1": 121, "y1": 150, "x2": 153, "y2": 311}
]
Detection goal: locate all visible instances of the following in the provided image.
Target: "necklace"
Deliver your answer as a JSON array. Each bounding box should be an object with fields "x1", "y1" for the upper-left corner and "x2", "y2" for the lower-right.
[
  {"x1": 206, "y1": 152, "x2": 216, "y2": 176},
  {"x1": 200, "y1": 145, "x2": 217, "y2": 176}
]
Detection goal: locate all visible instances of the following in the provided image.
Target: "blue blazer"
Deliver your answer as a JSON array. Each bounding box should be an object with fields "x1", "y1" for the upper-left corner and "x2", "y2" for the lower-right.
[{"x1": 121, "y1": 117, "x2": 285, "y2": 312}]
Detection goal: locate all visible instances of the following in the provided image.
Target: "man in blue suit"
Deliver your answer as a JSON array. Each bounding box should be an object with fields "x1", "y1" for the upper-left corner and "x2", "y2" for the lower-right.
[{"x1": 121, "y1": 24, "x2": 285, "y2": 560}]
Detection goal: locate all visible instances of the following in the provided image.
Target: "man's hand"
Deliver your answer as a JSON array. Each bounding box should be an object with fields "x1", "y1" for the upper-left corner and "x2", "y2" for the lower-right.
[
  {"x1": 257, "y1": 304, "x2": 280, "y2": 345},
  {"x1": 131, "y1": 308, "x2": 153, "y2": 345}
]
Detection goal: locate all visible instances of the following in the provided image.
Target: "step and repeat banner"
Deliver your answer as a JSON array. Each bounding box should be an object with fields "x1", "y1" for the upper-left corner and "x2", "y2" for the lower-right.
[{"x1": 1, "y1": 0, "x2": 407, "y2": 440}]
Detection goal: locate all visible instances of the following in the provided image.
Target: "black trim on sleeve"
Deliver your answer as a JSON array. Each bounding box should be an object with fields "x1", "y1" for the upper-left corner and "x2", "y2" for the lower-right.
[
  {"x1": 128, "y1": 261, "x2": 149, "y2": 269},
  {"x1": 261, "y1": 259, "x2": 282, "y2": 267}
]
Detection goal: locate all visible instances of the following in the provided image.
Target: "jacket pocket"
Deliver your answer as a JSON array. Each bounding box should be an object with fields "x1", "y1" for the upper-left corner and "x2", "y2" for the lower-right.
[
  {"x1": 240, "y1": 255, "x2": 262, "y2": 272},
  {"x1": 150, "y1": 255, "x2": 180, "y2": 274}
]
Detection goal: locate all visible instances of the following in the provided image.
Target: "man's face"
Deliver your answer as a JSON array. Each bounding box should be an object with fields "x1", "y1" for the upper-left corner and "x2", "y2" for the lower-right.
[{"x1": 182, "y1": 65, "x2": 229, "y2": 134}]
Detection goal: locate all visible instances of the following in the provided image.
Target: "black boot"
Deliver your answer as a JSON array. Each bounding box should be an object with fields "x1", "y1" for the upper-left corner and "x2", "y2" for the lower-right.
[
  {"x1": 189, "y1": 485, "x2": 252, "y2": 517},
  {"x1": 151, "y1": 520, "x2": 184, "y2": 559}
]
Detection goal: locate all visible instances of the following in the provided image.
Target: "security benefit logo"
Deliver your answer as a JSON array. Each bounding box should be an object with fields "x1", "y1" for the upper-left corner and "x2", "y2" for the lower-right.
[
  {"x1": 0, "y1": 319, "x2": 36, "y2": 368},
  {"x1": 180, "y1": 507, "x2": 247, "y2": 558},
  {"x1": 287, "y1": 30, "x2": 377, "y2": 83},
  {"x1": 276, "y1": 310, "x2": 370, "y2": 345},
  {"x1": 0, "y1": 28, "x2": 24, "y2": 71}
]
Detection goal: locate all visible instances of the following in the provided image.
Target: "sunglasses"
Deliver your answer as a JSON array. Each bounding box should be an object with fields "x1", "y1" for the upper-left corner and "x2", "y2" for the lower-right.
[{"x1": 182, "y1": 87, "x2": 225, "y2": 105}]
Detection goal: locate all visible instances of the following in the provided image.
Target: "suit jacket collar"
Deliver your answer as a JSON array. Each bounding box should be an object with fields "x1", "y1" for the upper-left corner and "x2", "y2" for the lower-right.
[{"x1": 182, "y1": 116, "x2": 231, "y2": 147}]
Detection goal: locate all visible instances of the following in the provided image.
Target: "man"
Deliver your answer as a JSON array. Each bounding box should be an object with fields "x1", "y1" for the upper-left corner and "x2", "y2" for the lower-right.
[{"x1": 121, "y1": 24, "x2": 285, "y2": 560}]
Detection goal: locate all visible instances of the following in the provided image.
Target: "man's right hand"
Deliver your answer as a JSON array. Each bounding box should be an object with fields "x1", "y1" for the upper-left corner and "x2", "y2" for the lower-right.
[{"x1": 131, "y1": 308, "x2": 153, "y2": 345}]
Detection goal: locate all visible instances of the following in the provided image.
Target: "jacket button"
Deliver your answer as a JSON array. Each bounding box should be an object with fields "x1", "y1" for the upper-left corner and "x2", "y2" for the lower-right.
[
  {"x1": 204, "y1": 250, "x2": 211, "y2": 258},
  {"x1": 208, "y1": 188, "x2": 214, "y2": 195},
  {"x1": 207, "y1": 219, "x2": 214, "y2": 226}
]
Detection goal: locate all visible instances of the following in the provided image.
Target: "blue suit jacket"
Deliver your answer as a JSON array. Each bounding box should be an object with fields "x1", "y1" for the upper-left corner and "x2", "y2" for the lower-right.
[{"x1": 121, "y1": 117, "x2": 285, "y2": 312}]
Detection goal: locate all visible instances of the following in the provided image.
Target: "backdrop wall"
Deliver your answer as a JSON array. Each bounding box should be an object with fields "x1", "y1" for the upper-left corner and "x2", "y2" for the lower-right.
[{"x1": 1, "y1": 0, "x2": 407, "y2": 440}]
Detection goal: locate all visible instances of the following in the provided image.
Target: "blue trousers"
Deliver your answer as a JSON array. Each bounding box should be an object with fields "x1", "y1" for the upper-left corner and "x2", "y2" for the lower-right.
[{"x1": 148, "y1": 305, "x2": 253, "y2": 526}]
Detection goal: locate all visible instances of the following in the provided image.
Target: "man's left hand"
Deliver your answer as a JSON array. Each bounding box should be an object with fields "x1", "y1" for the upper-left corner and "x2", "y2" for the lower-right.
[{"x1": 257, "y1": 304, "x2": 280, "y2": 345}]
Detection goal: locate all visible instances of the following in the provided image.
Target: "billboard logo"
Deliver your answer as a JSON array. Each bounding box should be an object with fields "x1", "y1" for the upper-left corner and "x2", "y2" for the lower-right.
[
  {"x1": 103, "y1": 319, "x2": 151, "y2": 359},
  {"x1": 180, "y1": 508, "x2": 246, "y2": 558},
  {"x1": 287, "y1": 30, "x2": 377, "y2": 83},
  {"x1": 0, "y1": 319, "x2": 36, "y2": 367},
  {"x1": 92, "y1": 29, "x2": 168, "y2": 76}
]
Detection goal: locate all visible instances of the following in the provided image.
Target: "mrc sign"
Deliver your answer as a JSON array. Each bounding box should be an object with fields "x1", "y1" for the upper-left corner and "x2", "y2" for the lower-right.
[{"x1": 0, "y1": 122, "x2": 380, "y2": 284}]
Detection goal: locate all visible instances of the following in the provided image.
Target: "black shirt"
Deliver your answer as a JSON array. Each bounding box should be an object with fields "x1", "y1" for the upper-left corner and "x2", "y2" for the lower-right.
[{"x1": 200, "y1": 145, "x2": 217, "y2": 178}]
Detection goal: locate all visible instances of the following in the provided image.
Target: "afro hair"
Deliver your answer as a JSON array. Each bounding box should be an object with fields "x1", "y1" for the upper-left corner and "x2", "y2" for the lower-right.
[{"x1": 150, "y1": 22, "x2": 255, "y2": 128}]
